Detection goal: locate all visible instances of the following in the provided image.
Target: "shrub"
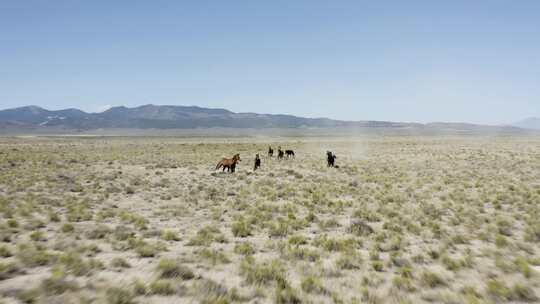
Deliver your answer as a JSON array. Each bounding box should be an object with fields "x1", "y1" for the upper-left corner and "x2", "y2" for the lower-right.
[
  {"x1": 335, "y1": 253, "x2": 361, "y2": 270},
  {"x1": 400, "y1": 266, "x2": 413, "y2": 279},
  {"x1": 514, "y1": 257, "x2": 532, "y2": 278},
  {"x1": 17, "y1": 245, "x2": 55, "y2": 267},
  {"x1": 420, "y1": 271, "x2": 446, "y2": 288},
  {"x1": 0, "y1": 245, "x2": 12, "y2": 258},
  {"x1": 16, "y1": 289, "x2": 40, "y2": 304},
  {"x1": 392, "y1": 276, "x2": 415, "y2": 292},
  {"x1": 313, "y1": 235, "x2": 357, "y2": 253},
  {"x1": 161, "y1": 230, "x2": 180, "y2": 241},
  {"x1": 442, "y1": 255, "x2": 461, "y2": 271},
  {"x1": 135, "y1": 243, "x2": 159, "y2": 258},
  {"x1": 275, "y1": 286, "x2": 301, "y2": 304},
  {"x1": 30, "y1": 231, "x2": 45, "y2": 241},
  {"x1": 188, "y1": 226, "x2": 227, "y2": 246},
  {"x1": 348, "y1": 220, "x2": 374, "y2": 236},
  {"x1": 372, "y1": 261, "x2": 384, "y2": 272},
  {"x1": 7, "y1": 219, "x2": 19, "y2": 228},
  {"x1": 113, "y1": 225, "x2": 135, "y2": 241},
  {"x1": 512, "y1": 283, "x2": 538, "y2": 301},
  {"x1": 269, "y1": 221, "x2": 289, "y2": 238},
  {"x1": 106, "y1": 287, "x2": 135, "y2": 304},
  {"x1": 156, "y1": 259, "x2": 195, "y2": 280},
  {"x1": 0, "y1": 262, "x2": 20, "y2": 280},
  {"x1": 288, "y1": 246, "x2": 320, "y2": 262},
  {"x1": 58, "y1": 251, "x2": 93, "y2": 276},
  {"x1": 133, "y1": 280, "x2": 147, "y2": 295},
  {"x1": 61, "y1": 223, "x2": 75, "y2": 233},
  {"x1": 196, "y1": 279, "x2": 230, "y2": 302},
  {"x1": 288, "y1": 235, "x2": 307, "y2": 246},
  {"x1": 234, "y1": 242, "x2": 255, "y2": 256},
  {"x1": 48, "y1": 212, "x2": 61, "y2": 222},
  {"x1": 198, "y1": 248, "x2": 230, "y2": 265},
  {"x1": 86, "y1": 225, "x2": 111, "y2": 240},
  {"x1": 427, "y1": 249, "x2": 440, "y2": 260},
  {"x1": 486, "y1": 279, "x2": 512, "y2": 300},
  {"x1": 301, "y1": 276, "x2": 326, "y2": 294},
  {"x1": 40, "y1": 275, "x2": 79, "y2": 295},
  {"x1": 240, "y1": 258, "x2": 287, "y2": 286},
  {"x1": 110, "y1": 257, "x2": 131, "y2": 269},
  {"x1": 149, "y1": 280, "x2": 176, "y2": 295},
  {"x1": 232, "y1": 220, "x2": 252, "y2": 237},
  {"x1": 495, "y1": 234, "x2": 508, "y2": 247}
]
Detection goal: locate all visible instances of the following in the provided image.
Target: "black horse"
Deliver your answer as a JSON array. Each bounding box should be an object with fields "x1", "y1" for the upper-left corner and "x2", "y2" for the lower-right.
[
  {"x1": 254, "y1": 154, "x2": 261, "y2": 171},
  {"x1": 277, "y1": 147, "x2": 284, "y2": 160},
  {"x1": 327, "y1": 151, "x2": 337, "y2": 167},
  {"x1": 285, "y1": 150, "x2": 295, "y2": 158},
  {"x1": 268, "y1": 146, "x2": 274, "y2": 157}
]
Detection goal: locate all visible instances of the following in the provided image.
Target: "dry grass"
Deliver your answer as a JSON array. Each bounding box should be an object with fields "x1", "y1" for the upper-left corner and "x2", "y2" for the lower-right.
[{"x1": 0, "y1": 135, "x2": 539, "y2": 303}]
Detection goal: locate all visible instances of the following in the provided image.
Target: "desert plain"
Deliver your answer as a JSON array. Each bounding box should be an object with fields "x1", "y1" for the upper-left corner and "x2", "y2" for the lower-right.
[{"x1": 0, "y1": 135, "x2": 539, "y2": 304}]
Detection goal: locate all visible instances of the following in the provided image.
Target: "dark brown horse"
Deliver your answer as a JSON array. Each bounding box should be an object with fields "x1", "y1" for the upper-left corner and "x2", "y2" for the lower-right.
[
  {"x1": 277, "y1": 147, "x2": 284, "y2": 160},
  {"x1": 215, "y1": 154, "x2": 241, "y2": 172},
  {"x1": 268, "y1": 146, "x2": 274, "y2": 157},
  {"x1": 285, "y1": 150, "x2": 295, "y2": 158},
  {"x1": 327, "y1": 151, "x2": 337, "y2": 167},
  {"x1": 254, "y1": 154, "x2": 261, "y2": 171}
]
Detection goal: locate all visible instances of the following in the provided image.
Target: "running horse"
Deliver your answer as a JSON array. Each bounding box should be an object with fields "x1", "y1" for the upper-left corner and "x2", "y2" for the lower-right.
[
  {"x1": 285, "y1": 150, "x2": 295, "y2": 158},
  {"x1": 277, "y1": 147, "x2": 284, "y2": 160},
  {"x1": 268, "y1": 146, "x2": 274, "y2": 157},
  {"x1": 254, "y1": 154, "x2": 261, "y2": 171},
  {"x1": 327, "y1": 151, "x2": 337, "y2": 167},
  {"x1": 215, "y1": 154, "x2": 241, "y2": 173}
]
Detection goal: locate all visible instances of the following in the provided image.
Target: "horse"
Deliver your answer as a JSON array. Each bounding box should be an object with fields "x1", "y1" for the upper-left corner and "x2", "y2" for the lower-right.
[
  {"x1": 327, "y1": 151, "x2": 337, "y2": 167},
  {"x1": 277, "y1": 147, "x2": 284, "y2": 160},
  {"x1": 285, "y1": 150, "x2": 295, "y2": 158},
  {"x1": 268, "y1": 146, "x2": 274, "y2": 157},
  {"x1": 215, "y1": 154, "x2": 241, "y2": 173},
  {"x1": 254, "y1": 154, "x2": 261, "y2": 171}
]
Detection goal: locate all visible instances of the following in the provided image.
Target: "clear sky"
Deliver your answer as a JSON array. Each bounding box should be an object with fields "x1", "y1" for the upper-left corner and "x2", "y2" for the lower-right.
[{"x1": 1, "y1": 1, "x2": 539, "y2": 124}]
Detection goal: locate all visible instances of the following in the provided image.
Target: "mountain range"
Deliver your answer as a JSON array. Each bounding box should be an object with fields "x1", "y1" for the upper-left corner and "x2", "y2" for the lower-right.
[
  {"x1": 0, "y1": 105, "x2": 537, "y2": 135},
  {"x1": 511, "y1": 117, "x2": 540, "y2": 130},
  {"x1": 0, "y1": 105, "x2": 413, "y2": 130}
]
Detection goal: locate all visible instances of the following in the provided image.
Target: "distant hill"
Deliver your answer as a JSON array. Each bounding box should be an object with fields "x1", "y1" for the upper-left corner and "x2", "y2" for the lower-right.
[
  {"x1": 0, "y1": 104, "x2": 416, "y2": 130},
  {"x1": 0, "y1": 105, "x2": 535, "y2": 135},
  {"x1": 512, "y1": 117, "x2": 540, "y2": 130}
]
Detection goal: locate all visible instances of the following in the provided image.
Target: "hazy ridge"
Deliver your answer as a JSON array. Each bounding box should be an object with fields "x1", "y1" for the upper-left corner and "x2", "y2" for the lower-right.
[{"x1": 0, "y1": 105, "x2": 536, "y2": 136}]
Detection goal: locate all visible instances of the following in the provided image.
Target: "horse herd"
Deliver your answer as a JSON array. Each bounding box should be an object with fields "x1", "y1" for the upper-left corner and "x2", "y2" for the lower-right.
[
  {"x1": 268, "y1": 146, "x2": 295, "y2": 159},
  {"x1": 215, "y1": 146, "x2": 338, "y2": 173}
]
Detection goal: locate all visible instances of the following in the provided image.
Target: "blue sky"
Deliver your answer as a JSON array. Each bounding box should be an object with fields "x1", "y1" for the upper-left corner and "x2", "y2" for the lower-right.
[{"x1": 1, "y1": 1, "x2": 539, "y2": 124}]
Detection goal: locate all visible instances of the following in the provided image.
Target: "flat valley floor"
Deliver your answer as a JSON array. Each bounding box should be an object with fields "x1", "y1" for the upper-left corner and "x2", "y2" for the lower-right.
[{"x1": 0, "y1": 136, "x2": 540, "y2": 304}]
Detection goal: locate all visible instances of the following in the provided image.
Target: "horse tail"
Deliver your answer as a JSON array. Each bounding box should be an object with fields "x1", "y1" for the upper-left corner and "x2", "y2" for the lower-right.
[{"x1": 215, "y1": 161, "x2": 222, "y2": 170}]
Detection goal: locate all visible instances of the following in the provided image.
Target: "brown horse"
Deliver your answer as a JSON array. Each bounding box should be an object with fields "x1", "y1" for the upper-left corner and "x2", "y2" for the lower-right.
[{"x1": 215, "y1": 154, "x2": 241, "y2": 172}]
